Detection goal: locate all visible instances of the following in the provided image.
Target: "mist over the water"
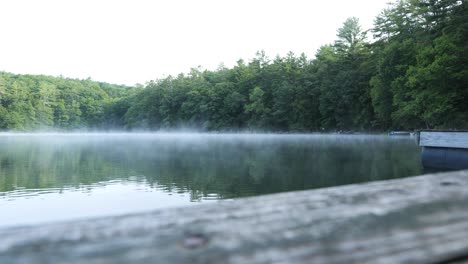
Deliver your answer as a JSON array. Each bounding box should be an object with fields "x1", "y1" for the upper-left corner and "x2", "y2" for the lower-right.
[{"x1": 0, "y1": 133, "x2": 422, "y2": 227}]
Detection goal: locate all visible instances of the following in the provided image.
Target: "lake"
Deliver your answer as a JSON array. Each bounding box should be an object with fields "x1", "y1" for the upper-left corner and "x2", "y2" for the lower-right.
[{"x1": 0, "y1": 133, "x2": 422, "y2": 227}]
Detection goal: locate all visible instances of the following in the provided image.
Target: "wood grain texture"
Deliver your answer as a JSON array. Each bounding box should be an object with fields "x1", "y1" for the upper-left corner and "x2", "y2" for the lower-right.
[
  {"x1": 419, "y1": 131, "x2": 468, "y2": 148},
  {"x1": 1, "y1": 170, "x2": 468, "y2": 264}
]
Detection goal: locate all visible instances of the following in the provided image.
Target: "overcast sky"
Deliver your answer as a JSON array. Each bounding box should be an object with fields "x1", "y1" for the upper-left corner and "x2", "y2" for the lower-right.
[{"x1": 0, "y1": 0, "x2": 390, "y2": 85}]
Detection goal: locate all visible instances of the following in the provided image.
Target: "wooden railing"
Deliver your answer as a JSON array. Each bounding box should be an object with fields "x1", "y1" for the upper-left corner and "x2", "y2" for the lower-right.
[{"x1": 1, "y1": 170, "x2": 468, "y2": 264}]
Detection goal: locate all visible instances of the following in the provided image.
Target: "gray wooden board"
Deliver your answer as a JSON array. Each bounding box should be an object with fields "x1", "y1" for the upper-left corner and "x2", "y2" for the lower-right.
[
  {"x1": 419, "y1": 131, "x2": 468, "y2": 148},
  {"x1": 1, "y1": 170, "x2": 468, "y2": 264}
]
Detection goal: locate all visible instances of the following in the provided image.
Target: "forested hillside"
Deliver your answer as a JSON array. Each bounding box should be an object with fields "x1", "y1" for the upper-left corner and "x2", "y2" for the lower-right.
[
  {"x1": 1, "y1": 0, "x2": 466, "y2": 131},
  {"x1": 0, "y1": 72, "x2": 137, "y2": 130}
]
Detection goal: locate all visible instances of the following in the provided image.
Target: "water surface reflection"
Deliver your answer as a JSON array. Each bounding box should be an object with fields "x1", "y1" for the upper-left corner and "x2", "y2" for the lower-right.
[{"x1": 0, "y1": 133, "x2": 422, "y2": 227}]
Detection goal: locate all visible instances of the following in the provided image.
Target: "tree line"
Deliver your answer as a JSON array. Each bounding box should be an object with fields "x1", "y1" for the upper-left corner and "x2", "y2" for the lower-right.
[
  {"x1": 0, "y1": 72, "x2": 137, "y2": 130},
  {"x1": 1, "y1": 0, "x2": 466, "y2": 131}
]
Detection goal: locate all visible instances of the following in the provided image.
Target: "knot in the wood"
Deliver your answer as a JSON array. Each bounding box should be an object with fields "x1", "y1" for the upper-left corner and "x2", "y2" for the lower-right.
[
  {"x1": 182, "y1": 233, "x2": 209, "y2": 249},
  {"x1": 440, "y1": 181, "x2": 459, "y2": 186}
]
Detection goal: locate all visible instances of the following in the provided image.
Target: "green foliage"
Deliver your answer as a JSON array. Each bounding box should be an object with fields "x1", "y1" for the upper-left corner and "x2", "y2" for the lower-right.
[
  {"x1": 120, "y1": 50, "x2": 324, "y2": 131},
  {"x1": 371, "y1": 0, "x2": 467, "y2": 129},
  {"x1": 1, "y1": 0, "x2": 466, "y2": 131},
  {"x1": 0, "y1": 72, "x2": 132, "y2": 131},
  {"x1": 335, "y1": 17, "x2": 368, "y2": 55}
]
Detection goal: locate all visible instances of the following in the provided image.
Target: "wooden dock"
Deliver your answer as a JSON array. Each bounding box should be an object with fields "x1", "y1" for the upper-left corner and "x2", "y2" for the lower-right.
[
  {"x1": 419, "y1": 131, "x2": 468, "y2": 149},
  {"x1": 418, "y1": 130, "x2": 468, "y2": 170},
  {"x1": 1, "y1": 170, "x2": 468, "y2": 264}
]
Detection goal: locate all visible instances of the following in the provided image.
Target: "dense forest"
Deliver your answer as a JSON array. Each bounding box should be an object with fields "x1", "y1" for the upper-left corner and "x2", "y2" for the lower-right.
[
  {"x1": 0, "y1": 0, "x2": 466, "y2": 131},
  {"x1": 0, "y1": 72, "x2": 138, "y2": 130}
]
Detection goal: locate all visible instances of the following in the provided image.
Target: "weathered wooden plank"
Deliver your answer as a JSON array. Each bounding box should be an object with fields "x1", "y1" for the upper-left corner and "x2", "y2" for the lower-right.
[
  {"x1": 1, "y1": 170, "x2": 468, "y2": 264},
  {"x1": 419, "y1": 131, "x2": 468, "y2": 148}
]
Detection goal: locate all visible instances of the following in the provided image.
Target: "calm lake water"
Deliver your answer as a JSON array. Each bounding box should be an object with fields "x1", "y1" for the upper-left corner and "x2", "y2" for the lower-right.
[{"x1": 0, "y1": 133, "x2": 422, "y2": 227}]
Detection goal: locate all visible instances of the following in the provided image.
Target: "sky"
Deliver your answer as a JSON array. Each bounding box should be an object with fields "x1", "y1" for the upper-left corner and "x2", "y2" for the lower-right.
[{"x1": 0, "y1": 0, "x2": 391, "y2": 86}]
